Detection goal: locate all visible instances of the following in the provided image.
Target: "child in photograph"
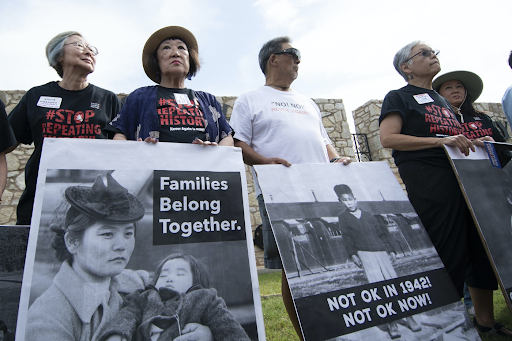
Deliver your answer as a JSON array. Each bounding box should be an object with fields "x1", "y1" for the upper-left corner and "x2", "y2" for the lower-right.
[
  {"x1": 99, "y1": 253, "x2": 249, "y2": 341},
  {"x1": 333, "y1": 184, "x2": 421, "y2": 338}
]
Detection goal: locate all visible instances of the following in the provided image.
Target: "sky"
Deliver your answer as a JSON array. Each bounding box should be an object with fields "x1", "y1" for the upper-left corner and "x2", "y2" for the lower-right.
[{"x1": 2, "y1": 0, "x2": 512, "y2": 132}]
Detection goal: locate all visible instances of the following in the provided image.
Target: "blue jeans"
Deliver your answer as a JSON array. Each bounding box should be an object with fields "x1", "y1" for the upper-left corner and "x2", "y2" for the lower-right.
[{"x1": 257, "y1": 194, "x2": 282, "y2": 269}]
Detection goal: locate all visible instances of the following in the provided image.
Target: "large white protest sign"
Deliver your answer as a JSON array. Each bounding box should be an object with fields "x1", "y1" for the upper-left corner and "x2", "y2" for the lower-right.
[
  {"x1": 445, "y1": 144, "x2": 512, "y2": 314},
  {"x1": 255, "y1": 162, "x2": 479, "y2": 341},
  {"x1": 16, "y1": 138, "x2": 264, "y2": 341}
]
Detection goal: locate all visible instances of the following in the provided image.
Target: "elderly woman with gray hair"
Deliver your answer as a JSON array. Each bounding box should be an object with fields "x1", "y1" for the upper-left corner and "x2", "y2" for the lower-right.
[
  {"x1": 379, "y1": 41, "x2": 512, "y2": 337},
  {"x1": 8, "y1": 31, "x2": 121, "y2": 225}
]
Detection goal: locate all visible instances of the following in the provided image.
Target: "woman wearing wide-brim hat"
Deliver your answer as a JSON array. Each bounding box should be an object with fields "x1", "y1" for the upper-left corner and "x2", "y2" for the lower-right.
[
  {"x1": 106, "y1": 26, "x2": 234, "y2": 146},
  {"x1": 434, "y1": 70, "x2": 510, "y2": 336},
  {"x1": 433, "y1": 70, "x2": 505, "y2": 142},
  {"x1": 25, "y1": 173, "x2": 147, "y2": 341}
]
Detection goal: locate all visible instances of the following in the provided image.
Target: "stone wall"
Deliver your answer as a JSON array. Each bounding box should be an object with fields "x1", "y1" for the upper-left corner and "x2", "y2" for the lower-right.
[
  {"x1": 1, "y1": 90, "x2": 354, "y2": 267},
  {"x1": 352, "y1": 99, "x2": 512, "y2": 188}
]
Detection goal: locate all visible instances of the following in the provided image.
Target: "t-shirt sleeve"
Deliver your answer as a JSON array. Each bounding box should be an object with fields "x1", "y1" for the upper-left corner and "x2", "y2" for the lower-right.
[
  {"x1": 105, "y1": 92, "x2": 136, "y2": 138},
  {"x1": 8, "y1": 91, "x2": 33, "y2": 145},
  {"x1": 502, "y1": 86, "x2": 512, "y2": 126},
  {"x1": 379, "y1": 90, "x2": 408, "y2": 127},
  {"x1": 229, "y1": 95, "x2": 252, "y2": 145}
]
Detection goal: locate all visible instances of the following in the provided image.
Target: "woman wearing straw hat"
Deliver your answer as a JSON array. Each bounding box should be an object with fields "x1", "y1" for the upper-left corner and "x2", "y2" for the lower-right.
[
  {"x1": 434, "y1": 71, "x2": 510, "y2": 336},
  {"x1": 106, "y1": 26, "x2": 233, "y2": 147},
  {"x1": 25, "y1": 174, "x2": 147, "y2": 341},
  {"x1": 8, "y1": 31, "x2": 121, "y2": 226},
  {"x1": 434, "y1": 70, "x2": 505, "y2": 143}
]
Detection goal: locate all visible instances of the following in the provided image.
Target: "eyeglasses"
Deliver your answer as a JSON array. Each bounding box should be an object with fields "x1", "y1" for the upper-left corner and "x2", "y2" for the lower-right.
[
  {"x1": 404, "y1": 49, "x2": 439, "y2": 63},
  {"x1": 64, "y1": 41, "x2": 99, "y2": 56},
  {"x1": 273, "y1": 48, "x2": 301, "y2": 60}
]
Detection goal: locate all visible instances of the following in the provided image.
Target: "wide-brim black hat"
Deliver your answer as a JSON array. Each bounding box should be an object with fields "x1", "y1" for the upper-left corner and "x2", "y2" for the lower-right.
[
  {"x1": 433, "y1": 70, "x2": 483, "y2": 102},
  {"x1": 142, "y1": 26, "x2": 198, "y2": 84},
  {"x1": 65, "y1": 173, "x2": 144, "y2": 223}
]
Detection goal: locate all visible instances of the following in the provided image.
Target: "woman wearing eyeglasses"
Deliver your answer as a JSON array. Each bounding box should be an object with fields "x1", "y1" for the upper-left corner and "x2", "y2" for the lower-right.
[
  {"x1": 105, "y1": 26, "x2": 233, "y2": 147},
  {"x1": 8, "y1": 31, "x2": 121, "y2": 226},
  {"x1": 379, "y1": 41, "x2": 478, "y2": 294}
]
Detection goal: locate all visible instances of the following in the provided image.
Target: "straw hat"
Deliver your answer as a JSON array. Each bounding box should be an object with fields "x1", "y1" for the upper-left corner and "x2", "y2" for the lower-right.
[
  {"x1": 433, "y1": 70, "x2": 483, "y2": 102},
  {"x1": 142, "y1": 26, "x2": 198, "y2": 84}
]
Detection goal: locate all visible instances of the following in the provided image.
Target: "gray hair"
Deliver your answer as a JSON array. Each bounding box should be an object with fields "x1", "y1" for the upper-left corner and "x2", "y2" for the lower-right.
[
  {"x1": 258, "y1": 36, "x2": 291, "y2": 75},
  {"x1": 46, "y1": 31, "x2": 83, "y2": 78},
  {"x1": 393, "y1": 40, "x2": 424, "y2": 81}
]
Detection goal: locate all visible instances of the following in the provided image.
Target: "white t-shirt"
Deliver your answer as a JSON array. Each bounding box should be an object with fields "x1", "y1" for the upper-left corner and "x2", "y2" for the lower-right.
[{"x1": 230, "y1": 86, "x2": 332, "y2": 195}]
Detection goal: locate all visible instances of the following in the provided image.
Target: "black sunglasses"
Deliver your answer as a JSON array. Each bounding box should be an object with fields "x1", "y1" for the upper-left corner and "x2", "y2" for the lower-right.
[{"x1": 273, "y1": 48, "x2": 301, "y2": 60}]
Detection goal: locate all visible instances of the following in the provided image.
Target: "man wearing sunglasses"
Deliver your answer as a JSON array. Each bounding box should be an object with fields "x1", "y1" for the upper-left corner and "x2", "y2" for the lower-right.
[{"x1": 229, "y1": 36, "x2": 351, "y2": 340}]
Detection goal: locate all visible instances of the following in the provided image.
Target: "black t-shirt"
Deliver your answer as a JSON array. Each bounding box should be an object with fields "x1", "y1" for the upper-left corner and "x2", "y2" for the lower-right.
[
  {"x1": 156, "y1": 87, "x2": 206, "y2": 143},
  {"x1": 456, "y1": 112, "x2": 506, "y2": 142},
  {"x1": 8, "y1": 81, "x2": 121, "y2": 224},
  {"x1": 379, "y1": 84, "x2": 463, "y2": 166},
  {"x1": 0, "y1": 100, "x2": 16, "y2": 154}
]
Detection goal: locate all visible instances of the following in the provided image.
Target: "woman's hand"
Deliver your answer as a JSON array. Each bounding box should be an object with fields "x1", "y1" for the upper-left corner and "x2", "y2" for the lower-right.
[
  {"x1": 138, "y1": 137, "x2": 158, "y2": 144},
  {"x1": 472, "y1": 136, "x2": 495, "y2": 147},
  {"x1": 173, "y1": 323, "x2": 213, "y2": 341},
  {"x1": 192, "y1": 138, "x2": 218, "y2": 146},
  {"x1": 436, "y1": 134, "x2": 475, "y2": 156}
]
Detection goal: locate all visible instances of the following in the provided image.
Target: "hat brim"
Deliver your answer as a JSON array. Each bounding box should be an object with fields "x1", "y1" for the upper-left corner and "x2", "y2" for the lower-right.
[
  {"x1": 142, "y1": 26, "x2": 198, "y2": 84},
  {"x1": 433, "y1": 70, "x2": 483, "y2": 102}
]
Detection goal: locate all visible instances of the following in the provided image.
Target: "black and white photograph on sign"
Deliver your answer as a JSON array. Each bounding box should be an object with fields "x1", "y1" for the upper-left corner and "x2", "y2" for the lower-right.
[
  {"x1": 255, "y1": 162, "x2": 479, "y2": 341},
  {"x1": 0, "y1": 225, "x2": 29, "y2": 341},
  {"x1": 16, "y1": 139, "x2": 264, "y2": 341},
  {"x1": 444, "y1": 144, "x2": 512, "y2": 312}
]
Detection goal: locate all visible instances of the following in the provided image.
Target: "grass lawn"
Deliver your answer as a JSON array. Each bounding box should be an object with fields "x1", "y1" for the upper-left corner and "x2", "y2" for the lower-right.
[{"x1": 258, "y1": 271, "x2": 512, "y2": 341}]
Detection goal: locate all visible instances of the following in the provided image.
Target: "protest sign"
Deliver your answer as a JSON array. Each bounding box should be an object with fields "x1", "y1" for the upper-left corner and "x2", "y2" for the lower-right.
[
  {"x1": 0, "y1": 225, "x2": 28, "y2": 339},
  {"x1": 445, "y1": 144, "x2": 512, "y2": 314},
  {"x1": 16, "y1": 138, "x2": 264, "y2": 341},
  {"x1": 255, "y1": 161, "x2": 479, "y2": 341}
]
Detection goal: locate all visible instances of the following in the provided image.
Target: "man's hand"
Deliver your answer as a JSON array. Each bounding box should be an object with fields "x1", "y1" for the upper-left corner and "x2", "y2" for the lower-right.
[
  {"x1": 264, "y1": 157, "x2": 291, "y2": 167},
  {"x1": 334, "y1": 157, "x2": 352, "y2": 165}
]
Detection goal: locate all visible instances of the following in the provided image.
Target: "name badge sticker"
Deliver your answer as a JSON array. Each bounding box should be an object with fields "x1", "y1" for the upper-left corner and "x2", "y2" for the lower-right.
[
  {"x1": 413, "y1": 93, "x2": 434, "y2": 104},
  {"x1": 37, "y1": 96, "x2": 62, "y2": 109},
  {"x1": 175, "y1": 93, "x2": 192, "y2": 105}
]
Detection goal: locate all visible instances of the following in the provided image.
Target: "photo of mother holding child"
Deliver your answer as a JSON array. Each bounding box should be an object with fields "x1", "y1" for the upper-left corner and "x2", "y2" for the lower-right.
[{"x1": 24, "y1": 173, "x2": 249, "y2": 341}]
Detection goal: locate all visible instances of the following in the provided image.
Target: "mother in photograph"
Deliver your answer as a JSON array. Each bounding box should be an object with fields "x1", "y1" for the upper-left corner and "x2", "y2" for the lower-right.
[
  {"x1": 25, "y1": 173, "x2": 146, "y2": 341},
  {"x1": 8, "y1": 31, "x2": 121, "y2": 226},
  {"x1": 379, "y1": 41, "x2": 512, "y2": 336},
  {"x1": 106, "y1": 26, "x2": 233, "y2": 146}
]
